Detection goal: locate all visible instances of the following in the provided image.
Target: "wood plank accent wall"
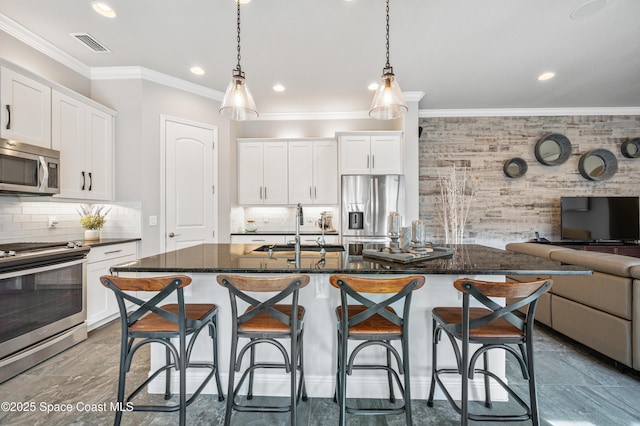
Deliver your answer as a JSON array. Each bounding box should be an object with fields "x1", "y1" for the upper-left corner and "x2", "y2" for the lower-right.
[{"x1": 418, "y1": 115, "x2": 640, "y2": 248}]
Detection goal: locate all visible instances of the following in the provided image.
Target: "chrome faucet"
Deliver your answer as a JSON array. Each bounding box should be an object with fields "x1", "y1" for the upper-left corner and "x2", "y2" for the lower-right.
[{"x1": 295, "y1": 203, "x2": 304, "y2": 265}]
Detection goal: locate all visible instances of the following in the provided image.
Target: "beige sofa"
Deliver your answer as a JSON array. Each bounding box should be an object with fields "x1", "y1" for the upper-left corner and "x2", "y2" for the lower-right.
[{"x1": 505, "y1": 242, "x2": 640, "y2": 371}]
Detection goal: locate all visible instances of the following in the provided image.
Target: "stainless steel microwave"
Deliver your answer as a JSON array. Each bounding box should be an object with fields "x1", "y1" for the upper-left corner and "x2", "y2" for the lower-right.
[{"x1": 0, "y1": 138, "x2": 60, "y2": 195}]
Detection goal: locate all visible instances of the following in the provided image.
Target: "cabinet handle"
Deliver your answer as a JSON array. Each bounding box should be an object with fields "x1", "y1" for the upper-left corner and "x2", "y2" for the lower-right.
[
  {"x1": 5, "y1": 105, "x2": 10, "y2": 130},
  {"x1": 314, "y1": 186, "x2": 317, "y2": 199},
  {"x1": 309, "y1": 186, "x2": 312, "y2": 198},
  {"x1": 104, "y1": 250, "x2": 123, "y2": 255},
  {"x1": 88, "y1": 172, "x2": 92, "y2": 191},
  {"x1": 366, "y1": 155, "x2": 369, "y2": 169},
  {"x1": 259, "y1": 187, "x2": 263, "y2": 199},
  {"x1": 264, "y1": 187, "x2": 267, "y2": 199},
  {"x1": 81, "y1": 171, "x2": 86, "y2": 190},
  {"x1": 372, "y1": 155, "x2": 375, "y2": 169}
]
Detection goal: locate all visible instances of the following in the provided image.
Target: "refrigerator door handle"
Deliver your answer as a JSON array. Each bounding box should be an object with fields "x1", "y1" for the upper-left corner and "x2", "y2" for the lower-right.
[{"x1": 372, "y1": 176, "x2": 378, "y2": 232}]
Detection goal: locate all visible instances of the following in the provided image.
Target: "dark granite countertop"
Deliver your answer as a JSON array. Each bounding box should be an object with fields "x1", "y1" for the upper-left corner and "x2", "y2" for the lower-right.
[{"x1": 110, "y1": 243, "x2": 592, "y2": 276}]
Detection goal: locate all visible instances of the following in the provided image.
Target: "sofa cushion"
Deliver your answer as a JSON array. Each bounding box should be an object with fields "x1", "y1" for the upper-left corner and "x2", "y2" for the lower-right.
[
  {"x1": 550, "y1": 250, "x2": 640, "y2": 277},
  {"x1": 505, "y1": 242, "x2": 572, "y2": 260},
  {"x1": 552, "y1": 295, "x2": 632, "y2": 368},
  {"x1": 631, "y1": 266, "x2": 640, "y2": 279},
  {"x1": 551, "y1": 272, "x2": 632, "y2": 320}
]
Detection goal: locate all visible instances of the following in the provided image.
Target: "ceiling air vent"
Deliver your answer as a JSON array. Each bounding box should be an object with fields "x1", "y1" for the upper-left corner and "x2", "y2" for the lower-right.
[{"x1": 69, "y1": 33, "x2": 111, "y2": 53}]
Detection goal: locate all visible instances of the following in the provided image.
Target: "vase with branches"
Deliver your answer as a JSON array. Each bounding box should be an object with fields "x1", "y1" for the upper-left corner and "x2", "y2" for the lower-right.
[
  {"x1": 436, "y1": 164, "x2": 474, "y2": 244},
  {"x1": 78, "y1": 204, "x2": 110, "y2": 240}
]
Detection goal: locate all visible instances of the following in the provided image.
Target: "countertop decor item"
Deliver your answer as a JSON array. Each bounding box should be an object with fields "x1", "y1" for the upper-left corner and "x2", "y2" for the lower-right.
[
  {"x1": 78, "y1": 204, "x2": 110, "y2": 241},
  {"x1": 534, "y1": 133, "x2": 572, "y2": 166},
  {"x1": 244, "y1": 220, "x2": 258, "y2": 232},
  {"x1": 437, "y1": 164, "x2": 474, "y2": 244}
]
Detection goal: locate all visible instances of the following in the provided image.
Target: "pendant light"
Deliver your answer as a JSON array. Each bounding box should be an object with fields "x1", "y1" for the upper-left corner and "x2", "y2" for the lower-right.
[
  {"x1": 369, "y1": 0, "x2": 407, "y2": 120},
  {"x1": 219, "y1": 0, "x2": 258, "y2": 121}
]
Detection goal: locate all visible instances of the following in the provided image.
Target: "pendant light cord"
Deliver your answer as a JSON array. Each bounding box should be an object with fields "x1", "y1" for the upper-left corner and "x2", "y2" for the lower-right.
[
  {"x1": 385, "y1": 0, "x2": 391, "y2": 70},
  {"x1": 235, "y1": 0, "x2": 243, "y2": 76}
]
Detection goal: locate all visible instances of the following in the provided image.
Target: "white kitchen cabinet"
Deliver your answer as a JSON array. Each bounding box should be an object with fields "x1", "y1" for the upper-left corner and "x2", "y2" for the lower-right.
[
  {"x1": 86, "y1": 242, "x2": 138, "y2": 331},
  {"x1": 230, "y1": 234, "x2": 287, "y2": 244},
  {"x1": 339, "y1": 132, "x2": 403, "y2": 175},
  {"x1": 237, "y1": 140, "x2": 288, "y2": 205},
  {"x1": 288, "y1": 139, "x2": 338, "y2": 205},
  {"x1": 52, "y1": 90, "x2": 114, "y2": 200},
  {"x1": 0, "y1": 67, "x2": 52, "y2": 148}
]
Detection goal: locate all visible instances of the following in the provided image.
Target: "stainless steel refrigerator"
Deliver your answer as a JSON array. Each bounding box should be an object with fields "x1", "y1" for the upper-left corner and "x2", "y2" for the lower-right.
[{"x1": 341, "y1": 175, "x2": 405, "y2": 243}]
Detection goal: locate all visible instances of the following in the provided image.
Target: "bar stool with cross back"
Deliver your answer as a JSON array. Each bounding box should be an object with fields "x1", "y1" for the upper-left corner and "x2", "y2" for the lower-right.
[
  {"x1": 216, "y1": 274, "x2": 310, "y2": 425},
  {"x1": 427, "y1": 277, "x2": 552, "y2": 425},
  {"x1": 100, "y1": 275, "x2": 225, "y2": 426},
  {"x1": 329, "y1": 274, "x2": 425, "y2": 426}
]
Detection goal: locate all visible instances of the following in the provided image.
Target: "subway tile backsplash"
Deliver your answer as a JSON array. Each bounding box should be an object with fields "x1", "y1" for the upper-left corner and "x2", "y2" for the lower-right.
[{"x1": 0, "y1": 198, "x2": 142, "y2": 243}]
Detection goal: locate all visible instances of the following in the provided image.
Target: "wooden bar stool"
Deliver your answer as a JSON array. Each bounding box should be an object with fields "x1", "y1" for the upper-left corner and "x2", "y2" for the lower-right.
[
  {"x1": 216, "y1": 274, "x2": 310, "y2": 425},
  {"x1": 100, "y1": 275, "x2": 225, "y2": 426},
  {"x1": 427, "y1": 277, "x2": 552, "y2": 425},
  {"x1": 329, "y1": 274, "x2": 425, "y2": 426}
]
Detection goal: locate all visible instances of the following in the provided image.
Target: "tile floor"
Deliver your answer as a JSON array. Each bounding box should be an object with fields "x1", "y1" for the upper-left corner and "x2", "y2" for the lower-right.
[{"x1": 1, "y1": 320, "x2": 639, "y2": 425}]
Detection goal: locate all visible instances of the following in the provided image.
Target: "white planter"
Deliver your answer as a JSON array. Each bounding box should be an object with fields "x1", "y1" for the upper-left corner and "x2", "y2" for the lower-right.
[{"x1": 84, "y1": 229, "x2": 100, "y2": 241}]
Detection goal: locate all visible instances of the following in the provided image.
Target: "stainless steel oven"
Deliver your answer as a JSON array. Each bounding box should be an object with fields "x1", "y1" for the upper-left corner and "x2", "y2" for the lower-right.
[
  {"x1": 0, "y1": 243, "x2": 89, "y2": 383},
  {"x1": 0, "y1": 138, "x2": 60, "y2": 195}
]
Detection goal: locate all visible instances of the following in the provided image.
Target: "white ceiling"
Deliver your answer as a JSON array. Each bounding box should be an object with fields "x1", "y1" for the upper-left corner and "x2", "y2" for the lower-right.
[{"x1": 1, "y1": 0, "x2": 639, "y2": 115}]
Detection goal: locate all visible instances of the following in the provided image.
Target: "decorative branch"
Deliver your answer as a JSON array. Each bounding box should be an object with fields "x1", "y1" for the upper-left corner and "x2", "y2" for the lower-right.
[{"x1": 436, "y1": 164, "x2": 475, "y2": 244}]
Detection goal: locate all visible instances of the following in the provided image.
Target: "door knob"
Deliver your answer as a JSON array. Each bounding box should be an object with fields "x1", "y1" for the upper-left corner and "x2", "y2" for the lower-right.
[{"x1": 168, "y1": 232, "x2": 181, "y2": 238}]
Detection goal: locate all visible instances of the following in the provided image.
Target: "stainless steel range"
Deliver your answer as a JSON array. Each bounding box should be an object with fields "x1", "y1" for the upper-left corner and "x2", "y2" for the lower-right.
[{"x1": 0, "y1": 242, "x2": 90, "y2": 383}]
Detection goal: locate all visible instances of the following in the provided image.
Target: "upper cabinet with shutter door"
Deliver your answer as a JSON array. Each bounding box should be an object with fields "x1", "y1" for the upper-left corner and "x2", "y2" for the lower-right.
[
  {"x1": 338, "y1": 132, "x2": 403, "y2": 175},
  {"x1": 52, "y1": 90, "x2": 114, "y2": 200},
  {"x1": 237, "y1": 140, "x2": 288, "y2": 205},
  {"x1": 1, "y1": 67, "x2": 52, "y2": 148},
  {"x1": 288, "y1": 139, "x2": 338, "y2": 205}
]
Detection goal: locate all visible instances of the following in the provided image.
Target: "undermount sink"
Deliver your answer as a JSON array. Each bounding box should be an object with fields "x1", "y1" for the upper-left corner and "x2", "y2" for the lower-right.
[{"x1": 253, "y1": 244, "x2": 345, "y2": 253}]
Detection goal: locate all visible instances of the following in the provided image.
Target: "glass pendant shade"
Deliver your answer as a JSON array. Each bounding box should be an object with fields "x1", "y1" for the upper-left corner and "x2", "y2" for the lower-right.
[
  {"x1": 369, "y1": 70, "x2": 408, "y2": 120},
  {"x1": 219, "y1": 72, "x2": 259, "y2": 121}
]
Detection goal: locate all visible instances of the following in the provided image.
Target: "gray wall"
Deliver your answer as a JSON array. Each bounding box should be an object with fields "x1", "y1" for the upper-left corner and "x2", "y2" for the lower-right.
[{"x1": 418, "y1": 115, "x2": 640, "y2": 248}]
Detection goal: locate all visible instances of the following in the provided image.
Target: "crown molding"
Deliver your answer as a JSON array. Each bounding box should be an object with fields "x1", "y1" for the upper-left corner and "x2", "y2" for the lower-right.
[
  {"x1": 404, "y1": 91, "x2": 426, "y2": 103},
  {"x1": 419, "y1": 107, "x2": 640, "y2": 118},
  {"x1": 0, "y1": 13, "x2": 91, "y2": 78},
  {"x1": 91, "y1": 66, "x2": 224, "y2": 101}
]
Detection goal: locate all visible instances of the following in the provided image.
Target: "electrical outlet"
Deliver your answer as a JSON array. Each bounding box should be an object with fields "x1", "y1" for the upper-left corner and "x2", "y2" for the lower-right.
[
  {"x1": 48, "y1": 216, "x2": 58, "y2": 228},
  {"x1": 149, "y1": 215, "x2": 158, "y2": 226}
]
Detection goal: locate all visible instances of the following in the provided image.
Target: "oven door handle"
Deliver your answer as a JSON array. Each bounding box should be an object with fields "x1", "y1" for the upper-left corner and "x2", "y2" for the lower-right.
[{"x1": 0, "y1": 258, "x2": 86, "y2": 280}]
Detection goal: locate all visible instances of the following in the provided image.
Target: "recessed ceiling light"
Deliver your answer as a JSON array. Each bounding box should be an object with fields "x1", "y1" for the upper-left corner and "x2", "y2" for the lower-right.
[
  {"x1": 273, "y1": 84, "x2": 285, "y2": 92},
  {"x1": 538, "y1": 72, "x2": 556, "y2": 81},
  {"x1": 368, "y1": 82, "x2": 379, "y2": 91},
  {"x1": 91, "y1": 2, "x2": 116, "y2": 18},
  {"x1": 570, "y1": 0, "x2": 607, "y2": 20},
  {"x1": 190, "y1": 66, "x2": 205, "y2": 76}
]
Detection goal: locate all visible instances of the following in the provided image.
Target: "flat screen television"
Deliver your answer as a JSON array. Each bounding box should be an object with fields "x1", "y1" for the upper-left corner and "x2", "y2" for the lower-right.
[{"x1": 560, "y1": 196, "x2": 640, "y2": 242}]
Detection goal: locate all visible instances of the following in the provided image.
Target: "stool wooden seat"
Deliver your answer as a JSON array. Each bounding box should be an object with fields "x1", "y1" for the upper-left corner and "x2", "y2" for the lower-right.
[
  {"x1": 100, "y1": 275, "x2": 225, "y2": 426},
  {"x1": 427, "y1": 277, "x2": 552, "y2": 425},
  {"x1": 217, "y1": 274, "x2": 310, "y2": 425},
  {"x1": 329, "y1": 274, "x2": 425, "y2": 426}
]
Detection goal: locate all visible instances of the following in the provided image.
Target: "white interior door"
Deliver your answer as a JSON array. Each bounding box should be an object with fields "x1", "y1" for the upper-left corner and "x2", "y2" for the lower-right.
[{"x1": 163, "y1": 116, "x2": 217, "y2": 252}]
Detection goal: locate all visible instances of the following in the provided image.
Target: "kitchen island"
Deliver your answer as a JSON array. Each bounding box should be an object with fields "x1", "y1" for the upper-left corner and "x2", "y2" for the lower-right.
[{"x1": 110, "y1": 243, "x2": 590, "y2": 401}]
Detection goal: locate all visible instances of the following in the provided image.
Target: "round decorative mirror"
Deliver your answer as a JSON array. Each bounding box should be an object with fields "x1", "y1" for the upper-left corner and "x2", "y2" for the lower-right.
[
  {"x1": 503, "y1": 157, "x2": 528, "y2": 178},
  {"x1": 534, "y1": 133, "x2": 572, "y2": 166},
  {"x1": 578, "y1": 149, "x2": 618, "y2": 181},
  {"x1": 621, "y1": 137, "x2": 640, "y2": 158}
]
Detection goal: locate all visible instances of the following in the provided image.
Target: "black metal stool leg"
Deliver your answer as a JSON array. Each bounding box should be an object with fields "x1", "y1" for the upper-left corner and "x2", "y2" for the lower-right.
[
  {"x1": 290, "y1": 329, "x2": 298, "y2": 425},
  {"x1": 527, "y1": 340, "x2": 540, "y2": 426},
  {"x1": 114, "y1": 335, "x2": 129, "y2": 426},
  {"x1": 483, "y1": 350, "x2": 492, "y2": 408},
  {"x1": 299, "y1": 330, "x2": 308, "y2": 401},
  {"x1": 210, "y1": 320, "x2": 225, "y2": 402},
  {"x1": 338, "y1": 331, "x2": 347, "y2": 426},
  {"x1": 386, "y1": 343, "x2": 396, "y2": 403},
  {"x1": 247, "y1": 340, "x2": 255, "y2": 400},
  {"x1": 179, "y1": 332, "x2": 187, "y2": 426},
  {"x1": 225, "y1": 334, "x2": 238, "y2": 426},
  {"x1": 164, "y1": 344, "x2": 172, "y2": 400},
  {"x1": 402, "y1": 334, "x2": 413, "y2": 425},
  {"x1": 427, "y1": 320, "x2": 438, "y2": 407}
]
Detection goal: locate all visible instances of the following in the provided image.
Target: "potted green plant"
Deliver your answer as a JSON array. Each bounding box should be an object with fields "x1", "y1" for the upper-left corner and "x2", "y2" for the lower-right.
[{"x1": 78, "y1": 205, "x2": 110, "y2": 241}]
